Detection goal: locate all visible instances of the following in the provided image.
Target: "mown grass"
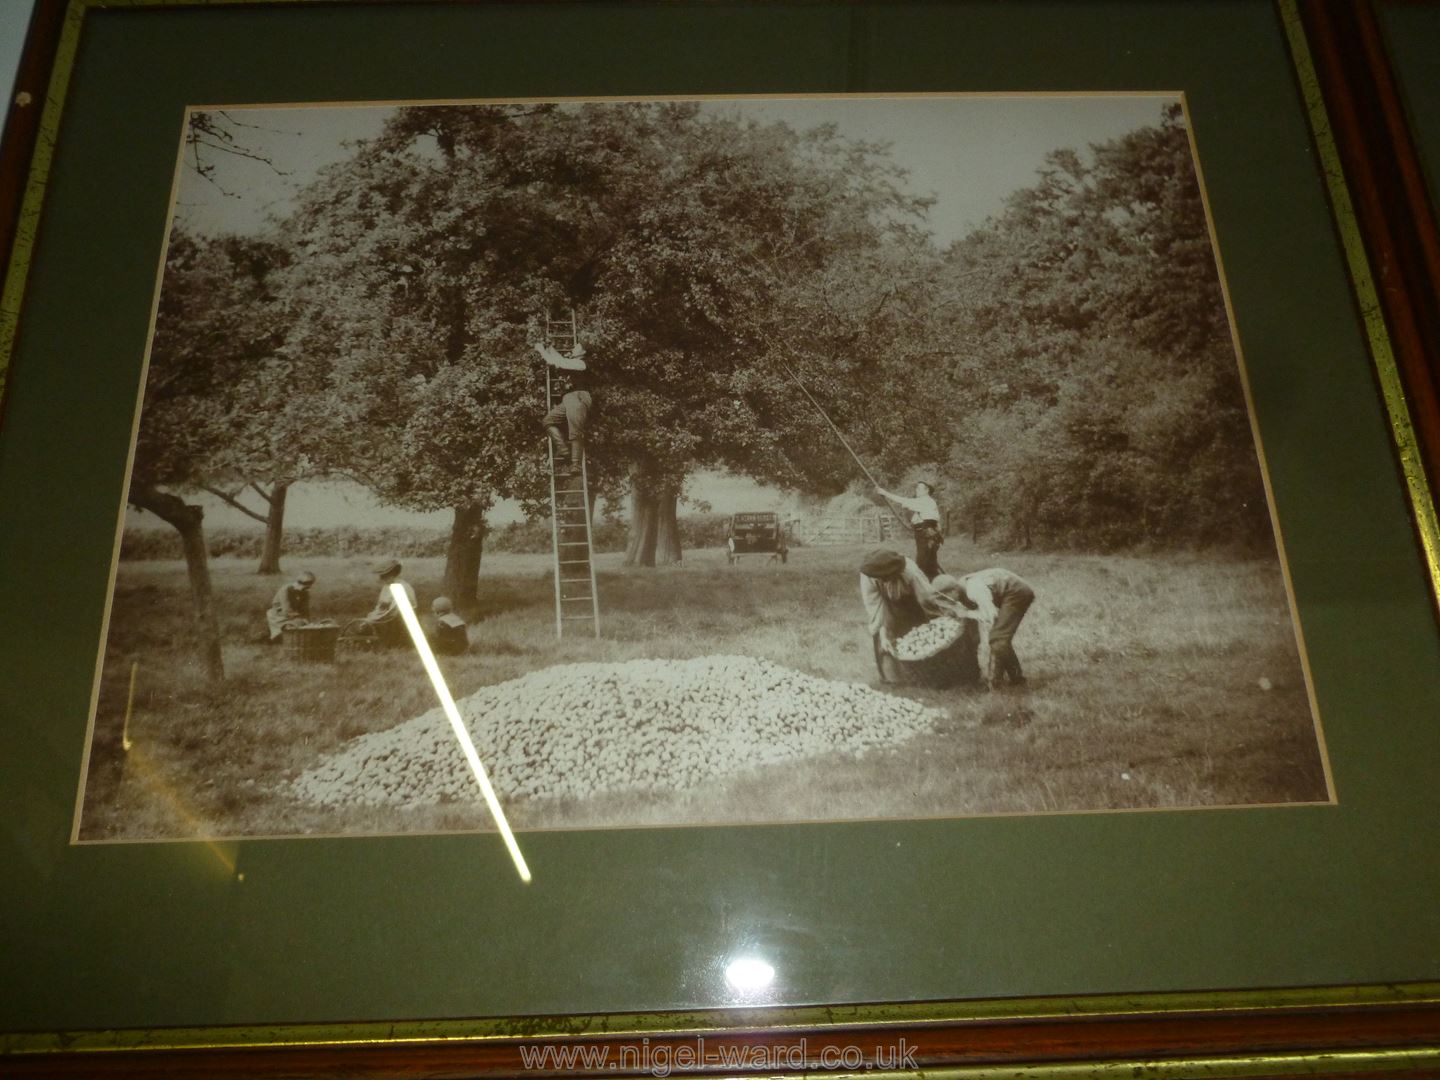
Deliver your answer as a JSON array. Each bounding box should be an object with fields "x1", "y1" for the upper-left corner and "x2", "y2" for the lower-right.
[{"x1": 78, "y1": 540, "x2": 1329, "y2": 840}]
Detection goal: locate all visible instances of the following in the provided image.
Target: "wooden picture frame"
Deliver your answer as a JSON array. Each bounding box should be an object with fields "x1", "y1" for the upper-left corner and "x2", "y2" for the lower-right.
[{"x1": 3, "y1": 0, "x2": 1440, "y2": 1076}]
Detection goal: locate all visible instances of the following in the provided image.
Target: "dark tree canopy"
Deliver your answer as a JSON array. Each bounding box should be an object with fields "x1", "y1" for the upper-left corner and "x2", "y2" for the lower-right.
[
  {"x1": 129, "y1": 227, "x2": 299, "y2": 679},
  {"x1": 139, "y1": 99, "x2": 1270, "y2": 619},
  {"x1": 939, "y1": 104, "x2": 1270, "y2": 551},
  {"x1": 280, "y1": 102, "x2": 937, "y2": 567}
]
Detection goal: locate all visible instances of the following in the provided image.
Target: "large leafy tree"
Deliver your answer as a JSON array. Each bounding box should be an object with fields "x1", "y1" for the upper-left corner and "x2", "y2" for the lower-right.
[
  {"x1": 282, "y1": 102, "x2": 935, "y2": 576},
  {"x1": 128, "y1": 229, "x2": 295, "y2": 678},
  {"x1": 938, "y1": 104, "x2": 1268, "y2": 550},
  {"x1": 184, "y1": 233, "x2": 322, "y2": 575}
]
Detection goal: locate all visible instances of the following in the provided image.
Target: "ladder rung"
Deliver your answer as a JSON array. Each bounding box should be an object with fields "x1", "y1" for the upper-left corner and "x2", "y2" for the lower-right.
[
  {"x1": 560, "y1": 559, "x2": 590, "y2": 565},
  {"x1": 560, "y1": 577, "x2": 591, "y2": 583},
  {"x1": 562, "y1": 615, "x2": 597, "y2": 621},
  {"x1": 560, "y1": 541, "x2": 590, "y2": 547}
]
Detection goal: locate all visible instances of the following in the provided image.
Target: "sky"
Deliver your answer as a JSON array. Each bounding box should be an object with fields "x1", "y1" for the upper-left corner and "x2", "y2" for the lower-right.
[
  {"x1": 175, "y1": 93, "x2": 1179, "y2": 246},
  {"x1": 154, "y1": 93, "x2": 1181, "y2": 532}
]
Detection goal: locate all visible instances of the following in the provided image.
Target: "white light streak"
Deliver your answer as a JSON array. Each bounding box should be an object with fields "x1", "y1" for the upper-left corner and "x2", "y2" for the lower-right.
[{"x1": 389, "y1": 584, "x2": 532, "y2": 883}]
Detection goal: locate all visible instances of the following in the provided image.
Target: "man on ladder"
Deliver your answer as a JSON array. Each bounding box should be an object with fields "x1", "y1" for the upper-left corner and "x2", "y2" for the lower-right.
[
  {"x1": 537, "y1": 339, "x2": 591, "y2": 474},
  {"x1": 538, "y1": 315, "x2": 601, "y2": 639}
]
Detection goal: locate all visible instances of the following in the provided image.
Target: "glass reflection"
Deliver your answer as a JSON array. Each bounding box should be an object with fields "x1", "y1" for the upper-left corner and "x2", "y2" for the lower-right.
[{"x1": 724, "y1": 956, "x2": 776, "y2": 996}]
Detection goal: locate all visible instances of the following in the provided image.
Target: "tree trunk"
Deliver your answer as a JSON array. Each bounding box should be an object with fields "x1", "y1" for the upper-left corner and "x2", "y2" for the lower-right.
[
  {"x1": 443, "y1": 500, "x2": 487, "y2": 609},
  {"x1": 623, "y1": 462, "x2": 686, "y2": 568},
  {"x1": 256, "y1": 481, "x2": 289, "y2": 575},
  {"x1": 655, "y1": 488, "x2": 681, "y2": 565},
  {"x1": 624, "y1": 484, "x2": 659, "y2": 567},
  {"x1": 624, "y1": 488, "x2": 682, "y2": 567},
  {"x1": 129, "y1": 486, "x2": 224, "y2": 682}
]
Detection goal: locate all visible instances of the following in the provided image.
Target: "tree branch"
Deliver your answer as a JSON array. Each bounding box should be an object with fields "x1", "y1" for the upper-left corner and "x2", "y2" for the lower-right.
[{"x1": 200, "y1": 484, "x2": 270, "y2": 524}]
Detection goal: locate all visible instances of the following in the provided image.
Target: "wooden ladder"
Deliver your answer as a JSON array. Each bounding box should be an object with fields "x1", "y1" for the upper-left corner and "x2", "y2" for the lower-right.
[{"x1": 545, "y1": 313, "x2": 600, "y2": 640}]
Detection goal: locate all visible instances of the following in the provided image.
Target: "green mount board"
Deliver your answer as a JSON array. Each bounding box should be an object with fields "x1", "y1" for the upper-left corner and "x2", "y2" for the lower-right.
[{"x1": 2, "y1": 0, "x2": 1440, "y2": 1034}]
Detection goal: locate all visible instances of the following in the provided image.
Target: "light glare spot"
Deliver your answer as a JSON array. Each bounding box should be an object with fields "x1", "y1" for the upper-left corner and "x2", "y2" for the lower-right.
[{"x1": 724, "y1": 957, "x2": 775, "y2": 993}]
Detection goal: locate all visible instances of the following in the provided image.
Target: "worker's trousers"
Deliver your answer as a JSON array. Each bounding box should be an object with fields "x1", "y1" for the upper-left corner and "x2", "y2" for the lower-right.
[{"x1": 987, "y1": 584, "x2": 1035, "y2": 684}]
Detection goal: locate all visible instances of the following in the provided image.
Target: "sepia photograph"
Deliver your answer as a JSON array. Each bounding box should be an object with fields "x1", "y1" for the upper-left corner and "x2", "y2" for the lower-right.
[{"x1": 75, "y1": 93, "x2": 1331, "y2": 842}]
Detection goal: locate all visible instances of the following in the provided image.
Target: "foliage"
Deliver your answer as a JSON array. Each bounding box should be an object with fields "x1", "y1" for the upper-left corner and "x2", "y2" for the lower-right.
[
  {"x1": 135, "y1": 226, "x2": 321, "y2": 498},
  {"x1": 143, "y1": 100, "x2": 1275, "y2": 572},
  {"x1": 939, "y1": 104, "x2": 1271, "y2": 551},
  {"x1": 278, "y1": 103, "x2": 937, "y2": 565}
]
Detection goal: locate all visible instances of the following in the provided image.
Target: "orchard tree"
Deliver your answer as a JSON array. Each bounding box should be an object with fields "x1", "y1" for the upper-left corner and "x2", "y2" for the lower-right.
[
  {"x1": 283, "y1": 102, "x2": 938, "y2": 573},
  {"x1": 938, "y1": 104, "x2": 1268, "y2": 550},
  {"x1": 184, "y1": 233, "x2": 323, "y2": 574},
  {"x1": 127, "y1": 230, "x2": 246, "y2": 680},
  {"x1": 280, "y1": 121, "x2": 550, "y2": 603}
]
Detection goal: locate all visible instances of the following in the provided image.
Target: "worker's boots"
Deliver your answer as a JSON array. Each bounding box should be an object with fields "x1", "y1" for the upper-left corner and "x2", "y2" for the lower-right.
[
  {"x1": 567, "y1": 439, "x2": 585, "y2": 476},
  {"x1": 547, "y1": 425, "x2": 572, "y2": 473},
  {"x1": 989, "y1": 645, "x2": 1025, "y2": 688}
]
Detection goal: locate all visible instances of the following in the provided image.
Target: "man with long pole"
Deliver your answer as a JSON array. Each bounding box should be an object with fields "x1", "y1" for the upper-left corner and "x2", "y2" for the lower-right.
[
  {"x1": 771, "y1": 353, "x2": 916, "y2": 536},
  {"x1": 875, "y1": 479, "x2": 944, "y2": 580}
]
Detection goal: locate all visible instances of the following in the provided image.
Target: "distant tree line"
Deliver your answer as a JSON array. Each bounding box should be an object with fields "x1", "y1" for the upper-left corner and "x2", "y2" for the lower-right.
[{"x1": 119, "y1": 516, "x2": 742, "y2": 561}]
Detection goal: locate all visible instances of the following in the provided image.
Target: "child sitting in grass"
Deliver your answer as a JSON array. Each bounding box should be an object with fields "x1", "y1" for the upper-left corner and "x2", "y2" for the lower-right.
[{"x1": 428, "y1": 596, "x2": 469, "y2": 656}]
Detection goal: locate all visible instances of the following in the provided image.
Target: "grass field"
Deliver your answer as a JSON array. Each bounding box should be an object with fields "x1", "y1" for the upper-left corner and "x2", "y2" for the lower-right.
[{"x1": 77, "y1": 540, "x2": 1330, "y2": 840}]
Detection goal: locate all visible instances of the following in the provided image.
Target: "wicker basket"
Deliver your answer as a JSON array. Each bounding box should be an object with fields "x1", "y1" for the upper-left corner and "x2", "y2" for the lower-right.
[
  {"x1": 892, "y1": 616, "x2": 967, "y2": 661},
  {"x1": 895, "y1": 619, "x2": 981, "y2": 689},
  {"x1": 283, "y1": 623, "x2": 340, "y2": 663}
]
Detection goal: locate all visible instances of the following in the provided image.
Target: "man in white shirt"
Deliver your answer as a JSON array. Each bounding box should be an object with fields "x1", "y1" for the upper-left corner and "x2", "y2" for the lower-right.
[
  {"x1": 538, "y1": 342, "x2": 592, "y2": 475},
  {"x1": 875, "y1": 480, "x2": 944, "y2": 581},
  {"x1": 933, "y1": 569, "x2": 1035, "y2": 687}
]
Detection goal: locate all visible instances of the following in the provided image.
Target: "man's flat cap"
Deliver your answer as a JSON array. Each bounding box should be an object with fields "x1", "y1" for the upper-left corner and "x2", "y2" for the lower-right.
[{"x1": 860, "y1": 549, "x2": 906, "y2": 579}]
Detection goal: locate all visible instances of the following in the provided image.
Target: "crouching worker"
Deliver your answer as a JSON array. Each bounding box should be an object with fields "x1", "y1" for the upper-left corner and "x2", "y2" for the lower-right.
[
  {"x1": 361, "y1": 559, "x2": 417, "y2": 647},
  {"x1": 859, "y1": 548, "x2": 980, "y2": 688},
  {"x1": 932, "y1": 569, "x2": 1035, "y2": 688},
  {"x1": 428, "y1": 596, "x2": 469, "y2": 656},
  {"x1": 265, "y1": 570, "x2": 316, "y2": 643}
]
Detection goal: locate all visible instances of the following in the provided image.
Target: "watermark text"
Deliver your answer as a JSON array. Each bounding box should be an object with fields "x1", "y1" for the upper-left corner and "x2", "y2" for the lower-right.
[{"x1": 517, "y1": 1036, "x2": 918, "y2": 1076}]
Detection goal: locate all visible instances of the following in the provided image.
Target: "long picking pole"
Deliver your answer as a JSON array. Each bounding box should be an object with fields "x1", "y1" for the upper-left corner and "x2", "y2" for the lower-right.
[
  {"x1": 775, "y1": 356, "x2": 881, "y2": 487},
  {"x1": 771, "y1": 349, "x2": 914, "y2": 536}
]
